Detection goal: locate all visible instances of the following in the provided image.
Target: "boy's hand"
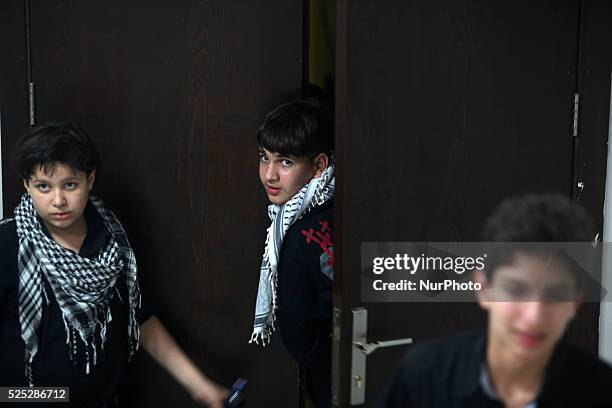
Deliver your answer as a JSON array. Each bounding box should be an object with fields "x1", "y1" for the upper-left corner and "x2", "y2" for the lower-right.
[
  {"x1": 139, "y1": 316, "x2": 229, "y2": 408},
  {"x1": 191, "y1": 382, "x2": 229, "y2": 408}
]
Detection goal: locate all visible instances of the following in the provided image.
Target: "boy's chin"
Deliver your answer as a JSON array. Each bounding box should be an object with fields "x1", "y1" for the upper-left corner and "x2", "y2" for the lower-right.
[
  {"x1": 268, "y1": 197, "x2": 289, "y2": 206},
  {"x1": 42, "y1": 216, "x2": 80, "y2": 231}
]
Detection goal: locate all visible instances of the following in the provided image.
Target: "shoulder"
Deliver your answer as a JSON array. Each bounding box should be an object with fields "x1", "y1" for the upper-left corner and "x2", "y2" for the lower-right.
[
  {"x1": 0, "y1": 219, "x2": 18, "y2": 279},
  {"x1": 0, "y1": 218, "x2": 16, "y2": 233},
  {"x1": 398, "y1": 329, "x2": 482, "y2": 377},
  {"x1": 543, "y1": 344, "x2": 612, "y2": 404},
  {"x1": 0, "y1": 219, "x2": 17, "y2": 253},
  {"x1": 554, "y1": 344, "x2": 612, "y2": 383},
  {"x1": 285, "y1": 199, "x2": 334, "y2": 245},
  {"x1": 378, "y1": 330, "x2": 482, "y2": 407}
]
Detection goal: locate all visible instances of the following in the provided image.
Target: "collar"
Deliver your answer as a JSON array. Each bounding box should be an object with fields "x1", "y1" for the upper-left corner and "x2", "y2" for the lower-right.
[
  {"x1": 38, "y1": 201, "x2": 112, "y2": 258},
  {"x1": 80, "y1": 202, "x2": 112, "y2": 257},
  {"x1": 480, "y1": 364, "x2": 538, "y2": 408},
  {"x1": 455, "y1": 329, "x2": 568, "y2": 405}
]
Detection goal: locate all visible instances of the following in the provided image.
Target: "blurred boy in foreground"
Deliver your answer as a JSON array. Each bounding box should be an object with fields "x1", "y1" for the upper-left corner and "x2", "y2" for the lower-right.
[{"x1": 379, "y1": 194, "x2": 612, "y2": 408}]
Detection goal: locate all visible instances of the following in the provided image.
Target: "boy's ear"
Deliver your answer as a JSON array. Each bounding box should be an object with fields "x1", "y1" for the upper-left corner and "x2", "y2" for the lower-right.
[
  {"x1": 23, "y1": 178, "x2": 31, "y2": 194},
  {"x1": 87, "y1": 170, "x2": 97, "y2": 191},
  {"x1": 474, "y1": 269, "x2": 491, "y2": 309},
  {"x1": 312, "y1": 153, "x2": 329, "y2": 178},
  {"x1": 571, "y1": 292, "x2": 583, "y2": 317}
]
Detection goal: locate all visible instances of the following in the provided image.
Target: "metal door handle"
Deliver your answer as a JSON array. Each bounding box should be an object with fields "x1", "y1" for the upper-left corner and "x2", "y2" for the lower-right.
[
  {"x1": 353, "y1": 338, "x2": 413, "y2": 356},
  {"x1": 349, "y1": 307, "x2": 413, "y2": 405}
]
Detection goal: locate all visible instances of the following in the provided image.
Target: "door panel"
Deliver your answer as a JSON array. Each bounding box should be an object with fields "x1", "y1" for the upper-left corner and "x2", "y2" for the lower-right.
[
  {"x1": 0, "y1": 0, "x2": 29, "y2": 215},
  {"x1": 570, "y1": 1, "x2": 612, "y2": 352},
  {"x1": 334, "y1": 1, "x2": 597, "y2": 406},
  {"x1": 20, "y1": 1, "x2": 303, "y2": 406}
]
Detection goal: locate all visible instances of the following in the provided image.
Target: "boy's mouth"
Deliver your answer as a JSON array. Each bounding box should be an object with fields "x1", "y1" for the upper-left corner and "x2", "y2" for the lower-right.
[
  {"x1": 50, "y1": 212, "x2": 70, "y2": 220},
  {"x1": 513, "y1": 330, "x2": 546, "y2": 348},
  {"x1": 266, "y1": 185, "x2": 282, "y2": 195}
]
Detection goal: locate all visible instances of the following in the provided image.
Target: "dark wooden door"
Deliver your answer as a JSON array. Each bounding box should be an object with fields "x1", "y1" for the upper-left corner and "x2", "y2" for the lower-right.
[
  {"x1": 0, "y1": 0, "x2": 29, "y2": 218},
  {"x1": 1, "y1": 1, "x2": 304, "y2": 407},
  {"x1": 333, "y1": 0, "x2": 611, "y2": 406}
]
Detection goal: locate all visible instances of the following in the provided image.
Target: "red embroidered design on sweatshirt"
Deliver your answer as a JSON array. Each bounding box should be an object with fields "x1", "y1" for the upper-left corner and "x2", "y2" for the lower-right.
[{"x1": 302, "y1": 220, "x2": 334, "y2": 268}]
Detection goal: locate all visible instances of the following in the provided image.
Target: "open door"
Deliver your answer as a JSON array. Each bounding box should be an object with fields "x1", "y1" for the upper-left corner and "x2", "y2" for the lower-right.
[{"x1": 332, "y1": 0, "x2": 611, "y2": 406}]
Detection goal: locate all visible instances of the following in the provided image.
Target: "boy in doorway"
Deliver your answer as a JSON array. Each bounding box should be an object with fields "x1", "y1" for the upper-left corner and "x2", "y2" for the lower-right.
[
  {"x1": 250, "y1": 100, "x2": 335, "y2": 408},
  {"x1": 0, "y1": 123, "x2": 227, "y2": 407},
  {"x1": 379, "y1": 194, "x2": 612, "y2": 407}
]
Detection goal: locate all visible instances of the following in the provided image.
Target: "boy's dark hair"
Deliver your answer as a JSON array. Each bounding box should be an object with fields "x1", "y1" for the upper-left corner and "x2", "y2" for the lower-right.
[
  {"x1": 481, "y1": 194, "x2": 595, "y2": 287},
  {"x1": 15, "y1": 123, "x2": 99, "y2": 181},
  {"x1": 256, "y1": 99, "x2": 334, "y2": 160}
]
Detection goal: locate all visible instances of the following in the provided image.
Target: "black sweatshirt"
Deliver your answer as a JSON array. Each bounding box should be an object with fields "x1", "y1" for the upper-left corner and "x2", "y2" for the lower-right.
[
  {"x1": 277, "y1": 198, "x2": 334, "y2": 408},
  {"x1": 0, "y1": 203, "x2": 152, "y2": 407}
]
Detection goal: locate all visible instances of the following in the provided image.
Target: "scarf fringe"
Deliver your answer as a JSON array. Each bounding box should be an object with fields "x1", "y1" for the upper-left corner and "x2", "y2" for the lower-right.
[{"x1": 249, "y1": 325, "x2": 276, "y2": 346}]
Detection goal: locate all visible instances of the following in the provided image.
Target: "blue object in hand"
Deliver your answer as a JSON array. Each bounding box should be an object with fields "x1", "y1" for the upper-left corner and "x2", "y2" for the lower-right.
[{"x1": 224, "y1": 378, "x2": 248, "y2": 408}]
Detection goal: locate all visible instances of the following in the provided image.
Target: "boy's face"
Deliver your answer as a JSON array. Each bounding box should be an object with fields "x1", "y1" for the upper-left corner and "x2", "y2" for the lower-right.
[
  {"x1": 258, "y1": 147, "x2": 325, "y2": 205},
  {"x1": 23, "y1": 163, "x2": 95, "y2": 234},
  {"x1": 477, "y1": 252, "x2": 580, "y2": 365}
]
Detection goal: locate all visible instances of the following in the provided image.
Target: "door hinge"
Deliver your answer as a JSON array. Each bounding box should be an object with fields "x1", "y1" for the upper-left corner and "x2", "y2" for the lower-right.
[
  {"x1": 28, "y1": 82, "x2": 35, "y2": 126},
  {"x1": 572, "y1": 92, "x2": 579, "y2": 137}
]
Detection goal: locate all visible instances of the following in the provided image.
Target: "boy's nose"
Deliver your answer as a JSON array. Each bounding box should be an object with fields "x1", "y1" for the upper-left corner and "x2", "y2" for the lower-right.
[
  {"x1": 522, "y1": 301, "x2": 547, "y2": 326},
  {"x1": 52, "y1": 190, "x2": 67, "y2": 207},
  {"x1": 265, "y1": 163, "x2": 279, "y2": 181}
]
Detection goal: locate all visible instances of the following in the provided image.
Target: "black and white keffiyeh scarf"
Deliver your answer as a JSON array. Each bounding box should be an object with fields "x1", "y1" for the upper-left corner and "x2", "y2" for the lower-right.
[
  {"x1": 250, "y1": 164, "x2": 335, "y2": 346},
  {"x1": 14, "y1": 194, "x2": 141, "y2": 386}
]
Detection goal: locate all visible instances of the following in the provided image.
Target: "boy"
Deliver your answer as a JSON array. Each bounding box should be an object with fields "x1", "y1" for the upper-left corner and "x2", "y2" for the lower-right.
[
  {"x1": 0, "y1": 123, "x2": 227, "y2": 407},
  {"x1": 379, "y1": 194, "x2": 612, "y2": 407},
  {"x1": 250, "y1": 100, "x2": 335, "y2": 408}
]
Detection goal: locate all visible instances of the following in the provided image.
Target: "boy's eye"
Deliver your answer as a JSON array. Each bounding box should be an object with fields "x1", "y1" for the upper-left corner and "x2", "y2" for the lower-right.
[
  {"x1": 500, "y1": 283, "x2": 529, "y2": 300},
  {"x1": 65, "y1": 182, "x2": 77, "y2": 189},
  {"x1": 542, "y1": 287, "x2": 574, "y2": 303},
  {"x1": 259, "y1": 154, "x2": 269, "y2": 163},
  {"x1": 281, "y1": 159, "x2": 293, "y2": 167},
  {"x1": 36, "y1": 183, "x2": 50, "y2": 191}
]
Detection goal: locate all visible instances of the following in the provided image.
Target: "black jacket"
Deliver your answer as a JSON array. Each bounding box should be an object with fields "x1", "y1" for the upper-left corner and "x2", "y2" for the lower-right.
[
  {"x1": 277, "y1": 198, "x2": 334, "y2": 408},
  {"x1": 378, "y1": 329, "x2": 612, "y2": 407}
]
